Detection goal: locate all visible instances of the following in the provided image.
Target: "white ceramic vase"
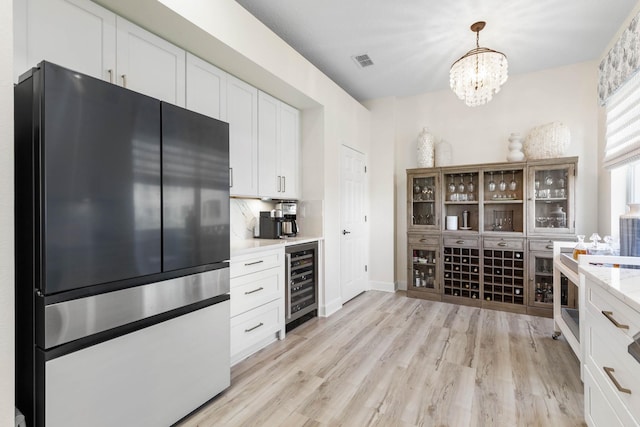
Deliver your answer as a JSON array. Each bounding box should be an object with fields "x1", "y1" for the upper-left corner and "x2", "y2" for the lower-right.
[
  {"x1": 417, "y1": 127, "x2": 435, "y2": 168},
  {"x1": 506, "y1": 132, "x2": 525, "y2": 162}
]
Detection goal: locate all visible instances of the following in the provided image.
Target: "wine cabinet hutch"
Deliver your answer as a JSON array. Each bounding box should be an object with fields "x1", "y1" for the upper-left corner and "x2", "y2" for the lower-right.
[{"x1": 407, "y1": 157, "x2": 578, "y2": 317}]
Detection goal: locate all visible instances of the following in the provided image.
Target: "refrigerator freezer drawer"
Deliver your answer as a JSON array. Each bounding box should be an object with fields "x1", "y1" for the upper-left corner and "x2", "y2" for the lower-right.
[{"x1": 44, "y1": 300, "x2": 230, "y2": 427}]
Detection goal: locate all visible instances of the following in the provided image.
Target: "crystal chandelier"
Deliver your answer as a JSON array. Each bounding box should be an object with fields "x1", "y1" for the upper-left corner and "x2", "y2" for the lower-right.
[{"x1": 449, "y1": 21, "x2": 508, "y2": 107}]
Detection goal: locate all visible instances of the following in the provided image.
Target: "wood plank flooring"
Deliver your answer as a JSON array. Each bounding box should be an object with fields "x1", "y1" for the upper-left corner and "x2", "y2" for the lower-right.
[{"x1": 179, "y1": 291, "x2": 585, "y2": 427}]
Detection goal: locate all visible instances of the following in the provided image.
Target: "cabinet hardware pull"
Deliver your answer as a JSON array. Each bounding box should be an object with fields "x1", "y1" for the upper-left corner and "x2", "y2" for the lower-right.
[
  {"x1": 545, "y1": 244, "x2": 554, "y2": 249},
  {"x1": 245, "y1": 260, "x2": 264, "y2": 266},
  {"x1": 245, "y1": 287, "x2": 264, "y2": 295},
  {"x1": 456, "y1": 240, "x2": 465, "y2": 244},
  {"x1": 229, "y1": 167, "x2": 233, "y2": 188},
  {"x1": 602, "y1": 311, "x2": 629, "y2": 329},
  {"x1": 342, "y1": 230, "x2": 351, "y2": 235},
  {"x1": 419, "y1": 239, "x2": 427, "y2": 242},
  {"x1": 604, "y1": 367, "x2": 631, "y2": 394},
  {"x1": 121, "y1": 74, "x2": 127, "y2": 88},
  {"x1": 498, "y1": 242, "x2": 507, "y2": 247},
  {"x1": 107, "y1": 69, "x2": 113, "y2": 83},
  {"x1": 277, "y1": 176, "x2": 281, "y2": 192},
  {"x1": 282, "y1": 176, "x2": 286, "y2": 192},
  {"x1": 245, "y1": 322, "x2": 264, "y2": 333}
]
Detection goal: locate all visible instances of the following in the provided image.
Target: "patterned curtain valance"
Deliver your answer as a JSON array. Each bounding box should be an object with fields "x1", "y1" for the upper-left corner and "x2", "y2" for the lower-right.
[{"x1": 598, "y1": 14, "x2": 640, "y2": 105}]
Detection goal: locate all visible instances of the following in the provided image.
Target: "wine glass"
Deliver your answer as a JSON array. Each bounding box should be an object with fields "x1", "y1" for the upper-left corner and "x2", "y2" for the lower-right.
[
  {"x1": 499, "y1": 171, "x2": 507, "y2": 191},
  {"x1": 509, "y1": 171, "x2": 517, "y2": 191},
  {"x1": 448, "y1": 175, "x2": 456, "y2": 193},
  {"x1": 467, "y1": 174, "x2": 475, "y2": 193},
  {"x1": 488, "y1": 172, "x2": 496, "y2": 192},
  {"x1": 457, "y1": 174, "x2": 465, "y2": 193}
]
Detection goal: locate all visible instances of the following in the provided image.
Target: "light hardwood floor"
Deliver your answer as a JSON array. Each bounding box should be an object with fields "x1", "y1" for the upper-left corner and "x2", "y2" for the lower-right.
[{"x1": 179, "y1": 291, "x2": 585, "y2": 427}]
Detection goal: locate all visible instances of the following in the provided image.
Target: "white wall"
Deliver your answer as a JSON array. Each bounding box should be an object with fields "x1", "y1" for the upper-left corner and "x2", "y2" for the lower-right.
[
  {"x1": 369, "y1": 61, "x2": 599, "y2": 287},
  {"x1": 0, "y1": 0, "x2": 14, "y2": 424},
  {"x1": 362, "y1": 97, "x2": 397, "y2": 290}
]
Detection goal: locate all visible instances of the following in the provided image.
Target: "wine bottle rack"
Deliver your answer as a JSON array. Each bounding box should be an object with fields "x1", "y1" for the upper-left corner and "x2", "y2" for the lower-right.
[
  {"x1": 442, "y1": 246, "x2": 481, "y2": 301},
  {"x1": 483, "y1": 249, "x2": 525, "y2": 305}
]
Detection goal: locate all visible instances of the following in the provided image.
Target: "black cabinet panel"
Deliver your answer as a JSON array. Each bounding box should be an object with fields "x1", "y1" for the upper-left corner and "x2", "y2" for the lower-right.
[
  {"x1": 161, "y1": 102, "x2": 230, "y2": 271},
  {"x1": 38, "y1": 62, "x2": 162, "y2": 294}
]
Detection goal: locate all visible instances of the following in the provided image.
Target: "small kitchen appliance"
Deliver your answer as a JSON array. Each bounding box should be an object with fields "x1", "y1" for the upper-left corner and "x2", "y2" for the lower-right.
[
  {"x1": 277, "y1": 202, "x2": 299, "y2": 237},
  {"x1": 258, "y1": 211, "x2": 283, "y2": 239}
]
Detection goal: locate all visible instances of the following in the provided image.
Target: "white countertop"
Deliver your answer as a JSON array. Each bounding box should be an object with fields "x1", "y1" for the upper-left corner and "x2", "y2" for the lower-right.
[
  {"x1": 231, "y1": 236, "x2": 323, "y2": 257},
  {"x1": 579, "y1": 264, "x2": 640, "y2": 313}
]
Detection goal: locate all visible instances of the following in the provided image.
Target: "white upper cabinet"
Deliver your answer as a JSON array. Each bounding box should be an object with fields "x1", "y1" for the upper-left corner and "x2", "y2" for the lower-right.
[
  {"x1": 13, "y1": 0, "x2": 116, "y2": 83},
  {"x1": 227, "y1": 75, "x2": 259, "y2": 198},
  {"x1": 115, "y1": 17, "x2": 185, "y2": 107},
  {"x1": 258, "y1": 91, "x2": 300, "y2": 200},
  {"x1": 185, "y1": 53, "x2": 227, "y2": 121}
]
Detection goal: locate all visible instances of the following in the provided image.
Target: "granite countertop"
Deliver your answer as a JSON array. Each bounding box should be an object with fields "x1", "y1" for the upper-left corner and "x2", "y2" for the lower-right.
[
  {"x1": 579, "y1": 264, "x2": 640, "y2": 313},
  {"x1": 231, "y1": 236, "x2": 323, "y2": 257}
]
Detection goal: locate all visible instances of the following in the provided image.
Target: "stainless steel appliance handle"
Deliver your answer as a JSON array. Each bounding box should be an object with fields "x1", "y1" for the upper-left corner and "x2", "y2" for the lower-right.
[
  {"x1": 285, "y1": 253, "x2": 292, "y2": 319},
  {"x1": 121, "y1": 74, "x2": 127, "y2": 88},
  {"x1": 229, "y1": 167, "x2": 233, "y2": 188}
]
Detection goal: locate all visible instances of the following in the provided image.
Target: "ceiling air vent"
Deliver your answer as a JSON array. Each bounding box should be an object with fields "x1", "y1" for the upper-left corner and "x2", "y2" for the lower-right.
[{"x1": 352, "y1": 54, "x2": 374, "y2": 68}]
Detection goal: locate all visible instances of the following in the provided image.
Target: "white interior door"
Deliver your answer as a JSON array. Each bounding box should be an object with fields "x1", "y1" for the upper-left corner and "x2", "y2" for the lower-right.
[{"x1": 340, "y1": 145, "x2": 367, "y2": 303}]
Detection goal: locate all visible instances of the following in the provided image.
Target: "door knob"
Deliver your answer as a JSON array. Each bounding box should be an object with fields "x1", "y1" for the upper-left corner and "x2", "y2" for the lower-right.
[{"x1": 342, "y1": 230, "x2": 351, "y2": 235}]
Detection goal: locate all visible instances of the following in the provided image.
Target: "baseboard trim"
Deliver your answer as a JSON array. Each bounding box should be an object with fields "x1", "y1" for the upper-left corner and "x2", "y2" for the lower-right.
[
  {"x1": 397, "y1": 280, "x2": 407, "y2": 291},
  {"x1": 369, "y1": 280, "x2": 396, "y2": 292},
  {"x1": 319, "y1": 297, "x2": 342, "y2": 317}
]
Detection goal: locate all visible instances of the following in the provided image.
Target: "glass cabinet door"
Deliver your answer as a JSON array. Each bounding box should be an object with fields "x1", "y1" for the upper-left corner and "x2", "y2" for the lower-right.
[
  {"x1": 408, "y1": 246, "x2": 439, "y2": 294},
  {"x1": 407, "y1": 171, "x2": 440, "y2": 231},
  {"x1": 528, "y1": 251, "x2": 576, "y2": 310},
  {"x1": 528, "y1": 161, "x2": 576, "y2": 234}
]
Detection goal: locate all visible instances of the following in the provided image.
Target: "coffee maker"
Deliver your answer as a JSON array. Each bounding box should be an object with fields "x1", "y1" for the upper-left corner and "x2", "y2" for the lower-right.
[
  {"x1": 258, "y1": 210, "x2": 283, "y2": 239},
  {"x1": 276, "y1": 202, "x2": 299, "y2": 237}
]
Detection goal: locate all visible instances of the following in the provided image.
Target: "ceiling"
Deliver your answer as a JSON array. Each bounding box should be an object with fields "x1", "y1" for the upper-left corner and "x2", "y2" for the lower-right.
[{"x1": 235, "y1": 0, "x2": 636, "y2": 102}]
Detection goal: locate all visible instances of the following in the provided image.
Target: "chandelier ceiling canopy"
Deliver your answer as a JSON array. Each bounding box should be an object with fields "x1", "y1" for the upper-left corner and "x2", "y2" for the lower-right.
[{"x1": 450, "y1": 21, "x2": 508, "y2": 107}]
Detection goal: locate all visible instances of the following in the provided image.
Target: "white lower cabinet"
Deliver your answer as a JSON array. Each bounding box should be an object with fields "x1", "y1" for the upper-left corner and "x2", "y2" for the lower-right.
[
  {"x1": 230, "y1": 248, "x2": 285, "y2": 365},
  {"x1": 583, "y1": 274, "x2": 640, "y2": 427}
]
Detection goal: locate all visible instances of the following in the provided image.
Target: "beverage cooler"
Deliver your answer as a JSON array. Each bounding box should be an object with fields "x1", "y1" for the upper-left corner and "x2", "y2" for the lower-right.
[{"x1": 285, "y1": 242, "x2": 318, "y2": 328}]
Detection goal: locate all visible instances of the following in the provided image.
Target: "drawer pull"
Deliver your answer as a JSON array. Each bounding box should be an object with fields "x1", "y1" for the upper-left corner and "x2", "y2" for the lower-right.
[
  {"x1": 498, "y1": 242, "x2": 507, "y2": 247},
  {"x1": 245, "y1": 287, "x2": 264, "y2": 295},
  {"x1": 602, "y1": 311, "x2": 630, "y2": 329},
  {"x1": 245, "y1": 322, "x2": 264, "y2": 333},
  {"x1": 456, "y1": 240, "x2": 465, "y2": 244},
  {"x1": 545, "y1": 244, "x2": 553, "y2": 249},
  {"x1": 419, "y1": 239, "x2": 428, "y2": 243},
  {"x1": 245, "y1": 260, "x2": 264, "y2": 266},
  {"x1": 604, "y1": 367, "x2": 632, "y2": 394}
]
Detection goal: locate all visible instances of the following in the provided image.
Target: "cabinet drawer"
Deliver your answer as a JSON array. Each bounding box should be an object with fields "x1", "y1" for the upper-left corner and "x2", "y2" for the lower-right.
[
  {"x1": 231, "y1": 299, "x2": 283, "y2": 359},
  {"x1": 528, "y1": 239, "x2": 557, "y2": 252},
  {"x1": 587, "y1": 282, "x2": 640, "y2": 341},
  {"x1": 443, "y1": 237, "x2": 479, "y2": 248},
  {"x1": 584, "y1": 367, "x2": 626, "y2": 427},
  {"x1": 408, "y1": 234, "x2": 439, "y2": 246},
  {"x1": 230, "y1": 267, "x2": 282, "y2": 317},
  {"x1": 586, "y1": 310, "x2": 640, "y2": 423},
  {"x1": 230, "y1": 248, "x2": 283, "y2": 278},
  {"x1": 483, "y1": 238, "x2": 524, "y2": 250}
]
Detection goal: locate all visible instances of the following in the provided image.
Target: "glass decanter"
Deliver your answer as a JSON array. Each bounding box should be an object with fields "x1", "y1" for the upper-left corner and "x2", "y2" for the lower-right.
[{"x1": 573, "y1": 235, "x2": 587, "y2": 260}]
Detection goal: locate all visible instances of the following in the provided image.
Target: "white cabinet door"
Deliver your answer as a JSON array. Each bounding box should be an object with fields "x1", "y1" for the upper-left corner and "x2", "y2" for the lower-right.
[
  {"x1": 279, "y1": 102, "x2": 300, "y2": 199},
  {"x1": 14, "y1": 0, "x2": 116, "y2": 83},
  {"x1": 258, "y1": 91, "x2": 280, "y2": 198},
  {"x1": 115, "y1": 17, "x2": 185, "y2": 107},
  {"x1": 185, "y1": 53, "x2": 227, "y2": 121},
  {"x1": 257, "y1": 91, "x2": 300, "y2": 199},
  {"x1": 227, "y1": 75, "x2": 259, "y2": 197}
]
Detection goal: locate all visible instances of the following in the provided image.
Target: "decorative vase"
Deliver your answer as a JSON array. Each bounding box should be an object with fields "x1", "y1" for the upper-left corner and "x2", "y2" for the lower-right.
[
  {"x1": 620, "y1": 203, "x2": 640, "y2": 257},
  {"x1": 506, "y1": 132, "x2": 525, "y2": 162},
  {"x1": 417, "y1": 127, "x2": 435, "y2": 168},
  {"x1": 523, "y1": 122, "x2": 571, "y2": 159},
  {"x1": 435, "y1": 140, "x2": 452, "y2": 167}
]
